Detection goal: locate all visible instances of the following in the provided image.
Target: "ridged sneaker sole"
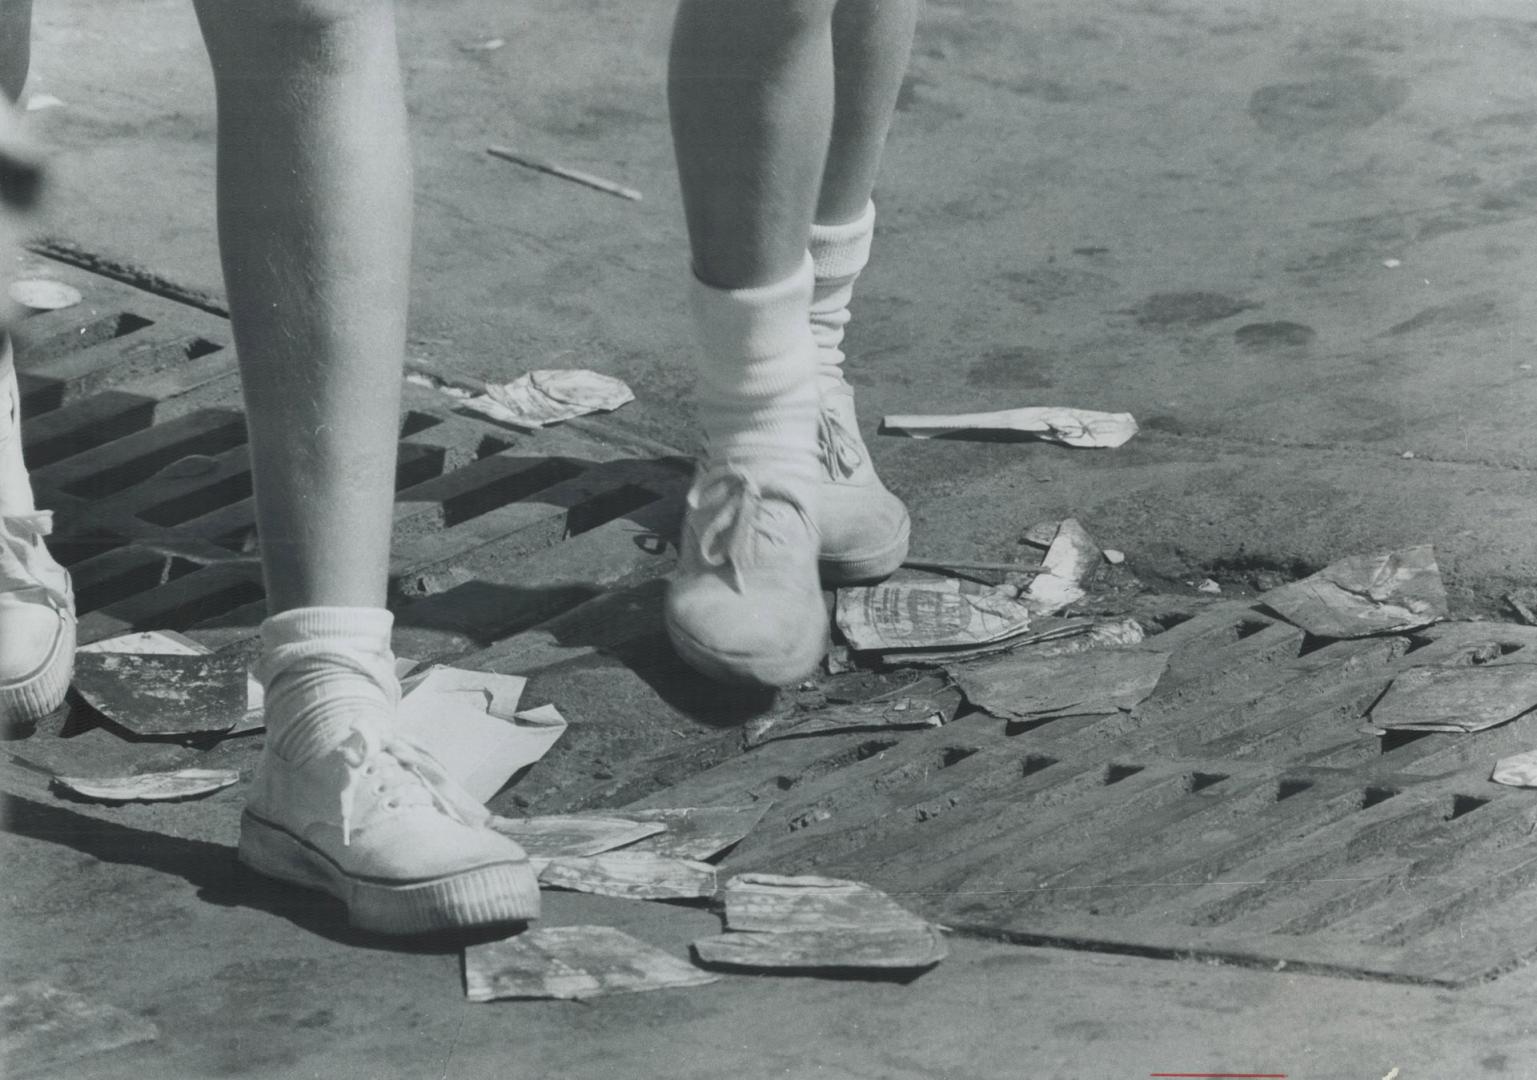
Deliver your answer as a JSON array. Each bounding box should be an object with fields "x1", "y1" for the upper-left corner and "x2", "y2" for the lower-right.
[
  {"x1": 664, "y1": 608, "x2": 829, "y2": 688},
  {"x1": 818, "y1": 506, "x2": 911, "y2": 587},
  {"x1": 239, "y1": 810, "x2": 541, "y2": 934},
  {"x1": 0, "y1": 615, "x2": 75, "y2": 727}
]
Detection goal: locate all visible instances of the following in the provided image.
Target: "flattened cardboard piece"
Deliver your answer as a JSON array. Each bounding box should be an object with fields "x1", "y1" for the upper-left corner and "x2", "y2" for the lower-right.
[
  {"x1": 744, "y1": 692, "x2": 954, "y2": 749},
  {"x1": 720, "y1": 873, "x2": 932, "y2": 935},
  {"x1": 396, "y1": 668, "x2": 565, "y2": 803},
  {"x1": 692, "y1": 925, "x2": 948, "y2": 971},
  {"x1": 51, "y1": 767, "x2": 239, "y2": 803},
  {"x1": 1369, "y1": 662, "x2": 1537, "y2": 733},
  {"x1": 617, "y1": 805, "x2": 771, "y2": 861},
  {"x1": 488, "y1": 814, "x2": 666, "y2": 861},
  {"x1": 1259, "y1": 545, "x2": 1447, "y2": 639},
  {"x1": 883, "y1": 406, "x2": 1137, "y2": 448},
  {"x1": 0, "y1": 983, "x2": 158, "y2": 1077},
  {"x1": 537, "y1": 851, "x2": 718, "y2": 901},
  {"x1": 954, "y1": 647, "x2": 1171, "y2": 722},
  {"x1": 464, "y1": 926, "x2": 717, "y2": 1002},
  {"x1": 72, "y1": 650, "x2": 247, "y2": 737}
]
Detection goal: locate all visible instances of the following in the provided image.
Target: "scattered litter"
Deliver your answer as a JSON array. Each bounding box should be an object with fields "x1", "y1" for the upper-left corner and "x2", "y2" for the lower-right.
[
  {"x1": 404, "y1": 370, "x2": 474, "y2": 398},
  {"x1": 51, "y1": 767, "x2": 239, "y2": 803},
  {"x1": 1400, "y1": 450, "x2": 1416, "y2": 460},
  {"x1": 1025, "y1": 518, "x2": 1100, "y2": 613},
  {"x1": 79, "y1": 630, "x2": 206, "y2": 656},
  {"x1": 882, "y1": 406, "x2": 1137, "y2": 449},
  {"x1": 1506, "y1": 588, "x2": 1537, "y2": 627},
  {"x1": 692, "y1": 873, "x2": 948, "y2": 972},
  {"x1": 72, "y1": 649, "x2": 247, "y2": 737},
  {"x1": 464, "y1": 926, "x2": 718, "y2": 1002},
  {"x1": 616, "y1": 805, "x2": 770, "y2": 861},
  {"x1": 1258, "y1": 545, "x2": 1447, "y2": 639},
  {"x1": 1368, "y1": 662, "x2": 1537, "y2": 733},
  {"x1": 824, "y1": 645, "x2": 853, "y2": 674},
  {"x1": 1020, "y1": 520, "x2": 1060, "y2": 549},
  {"x1": 461, "y1": 369, "x2": 635, "y2": 429},
  {"x1": 489, "y1": 814, "x2": 666, "y2": 866},
  {"x1": 459, "y1": 36, "x2": 506, "y2": 52},
  {"x1": 744, "y1": 690, "x2": 957, "y2": 749},
  {"x1": 538, "y1": 851, "x2": 718, "y2": 901},
  {"x1": 8, "y1": 279, "x2": 82, "y2": 311},
  {"x1": 0, "y1": 983, "x2": 158, "y2": 1076},
  {"x1": 954, "y1": 647, "x2": 1170, "y2": 723},
  {"x1": 1196, "y1": 578, "x2": 1222, "y2": 595},
  {"x1": 24, "y1": 93, "x2": 65, "y2": 111},
  {"x1": 396, "y1": 668, "x2": 565, "y2": 803},
  {"x1": 487, "y1": 145, "x2": 643, "y2": 202},
  {"x1": 1492, "y1": 748, "x2": 1537, "y2": 788},
  {"x1": 1016, "y1": 617, "x2": 1146, "y2": 660},
  {"x1": 837, "y1": 577, "x2": 1044, "y2": 655},
  {"x1": 1382, "y1": 259, "x2": 1402, "y2": 269},
  {"x1": 1103, "y1": 549, "x2": 1126, "y2": 565}
]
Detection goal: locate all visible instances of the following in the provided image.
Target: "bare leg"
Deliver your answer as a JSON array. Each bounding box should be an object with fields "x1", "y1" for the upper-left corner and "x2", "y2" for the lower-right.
[
  {"x1": 669, "y1": 0, "x2": 838, "y2": 289},
  {"x1": 193, "y1": 0, "x2": 409, "y2": 612},
  {"x1": 0, "y1": 0, "x2": 31, "y2": 104},
  {"x1": 817, "y1": 0, "x2": 918, "y2": 225}
]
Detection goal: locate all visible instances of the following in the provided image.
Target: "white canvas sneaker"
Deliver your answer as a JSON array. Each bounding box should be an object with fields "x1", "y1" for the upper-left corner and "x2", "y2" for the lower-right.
[{"x1": 815, "y1": 384, "x2": 911, "y2": 585}]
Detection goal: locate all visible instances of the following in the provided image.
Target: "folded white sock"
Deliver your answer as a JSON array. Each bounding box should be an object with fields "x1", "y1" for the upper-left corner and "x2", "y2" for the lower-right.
[
  {"x1": 689, "y1": 253, "x2": 820, "y2": 495},
  {"x1": 257, "y1": 606, "x2": 400, "y2": 765},
  {"x1": 808, "y1": 201, "x2": 876, "y2": 394}
]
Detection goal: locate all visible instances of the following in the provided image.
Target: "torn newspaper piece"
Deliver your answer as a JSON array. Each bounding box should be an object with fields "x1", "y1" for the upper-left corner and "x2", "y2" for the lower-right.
[
  {"x1": 462, "y1": 369, "x2": 634, "y2": 428},
  {"x1": 488, "y1": 815, "x2": 667, "y2": 867},
  {"x1": 1368, "y1": 663, "x2": 1537, "y2": 733},
  {"x1": 616, "y1": 805, "x2": 770, "y2": 861},
  {"x1": 51, "y1": 768, "x2": 239, "y2": 803},
  {"x1": 836, "y1": 577, "x2": 1036, "y2": 653},
  {"x1": 395, "y1": 669, "x2": 564, "y2": 803},
  {"x1": 954, "y1": 647, "x2": 1171, "y2": 723},
  {"x1": 464, "y1": 926, "x2": 717, "y2": 1002},
  {"x1": 72, "y1": 650, "x2": 248, "y2": 737},
  {"x1": 1259, "y1": 545, "x2": 1447, "y2": 639},
  {"x1": 883, "y1": 406, "x2": 1137, "y2": 448},
  {"x1": 744, "y1": 690, "x2": 957, "y2": 749},
  {"x1": 538, "y1": 852, "x2": 718, "y2": 901},
  {"x1": 1024, "y1": 518, "x2": 1101, "y2": 613},
  {"x1": 693, "y1": 873, "x2": 948, "y2": 972}
]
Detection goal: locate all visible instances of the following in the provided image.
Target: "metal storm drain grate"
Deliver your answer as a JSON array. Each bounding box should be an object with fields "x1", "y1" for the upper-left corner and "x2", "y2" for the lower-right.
[
  {"x1": 16, "y1": 254, "x2": 688, "y2": 660},
  {"x1": 635, "y1": 603, "x2": 1537, "y2": 986}
]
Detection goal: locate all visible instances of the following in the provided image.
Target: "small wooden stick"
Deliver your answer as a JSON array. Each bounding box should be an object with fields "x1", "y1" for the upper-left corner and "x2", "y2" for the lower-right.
[
  {"x1": 487, "y1": 145, "x2": 642, "y2": 202},
  {"x1": 902, "y1": 559, "x2": 1048, "y2": 576}
]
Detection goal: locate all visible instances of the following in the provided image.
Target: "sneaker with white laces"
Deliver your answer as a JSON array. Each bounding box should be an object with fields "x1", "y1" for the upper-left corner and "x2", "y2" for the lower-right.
[
  {"x1": 664, "y1": 466, "x2": 829, "y2": 687},
  {"x1": 816, "y1": 385, "x2": 911, "y2": 586},
  {"x1": 0, "y1": 352, "x2": 75, "y2": 727},
  {"x1": 239, "y1": 662, "x2": 540, "y2": 934}
]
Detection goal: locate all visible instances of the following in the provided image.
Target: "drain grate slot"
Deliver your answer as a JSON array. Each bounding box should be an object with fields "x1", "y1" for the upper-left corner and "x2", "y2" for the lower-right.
[{"x1": 19, "y1": 312, "x2": 155, "y2": 365}]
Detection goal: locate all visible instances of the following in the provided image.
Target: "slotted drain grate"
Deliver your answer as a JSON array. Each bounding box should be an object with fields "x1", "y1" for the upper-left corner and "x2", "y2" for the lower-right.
[
  {"x1": 632, "y1": 604, "x2": 1537, "y2": 986},
  {"x1": 16, "y1": 256, "x2": 687, "y2": 658}
]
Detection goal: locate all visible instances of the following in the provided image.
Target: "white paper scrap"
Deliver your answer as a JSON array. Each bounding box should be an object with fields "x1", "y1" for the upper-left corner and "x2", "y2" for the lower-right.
[
  {"x1": 462, "y1": 369, "x2": 634, "y2": 428},
  {"x1": 883, "y1": 406, "x2": 1137, "y2": 448},
  {"x1": 464, "y1": 926, "x2": 718, "y2": 1002},
  {"x1": 8, "y1": 279, "x2": 82, "y2": 311},
  {"x1": 538, "y1": 851, "x2": 718, "y2": 901},
  {"x1": 52, "y1": 768, "x2": 239, "y2": 803}
]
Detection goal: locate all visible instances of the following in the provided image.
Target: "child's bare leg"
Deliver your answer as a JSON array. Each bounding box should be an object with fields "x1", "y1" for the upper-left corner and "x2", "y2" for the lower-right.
[
  {"x1": 665, "y1": 0, "x2": 838, "y2": 686},
  {"x1": 0, "y1": 0, "x2": 31, "y2": 104},
  {"x1": 806, "y1": 0, "x2": 918, "y2": 586},
  {"x1": 194, "y1": 0, "x2": 537, "y2": 932}
]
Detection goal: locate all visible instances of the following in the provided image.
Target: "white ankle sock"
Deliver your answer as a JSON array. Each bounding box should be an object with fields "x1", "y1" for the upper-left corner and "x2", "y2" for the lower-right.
[
  {"x1": 689, "y1": 253, "x2": 821, "y2": 495},
  {"x1": 257, "y1": 606, "x2": 400, "y2": 764},
  {"x1": 808, "y1": 201, "x2": 876, "y2": 395}
]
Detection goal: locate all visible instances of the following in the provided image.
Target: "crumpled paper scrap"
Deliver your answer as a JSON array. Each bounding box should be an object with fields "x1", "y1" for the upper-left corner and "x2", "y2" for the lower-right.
[
  {"x1": 883, "y1": 406, "x2": 1137, "y2": 448},
  {"x1": 462, "y1": 369, "x2": 634, "y2": 428},
  {"x1": 1259, "y1": 546, "x2": 1447, "y2": 639}
]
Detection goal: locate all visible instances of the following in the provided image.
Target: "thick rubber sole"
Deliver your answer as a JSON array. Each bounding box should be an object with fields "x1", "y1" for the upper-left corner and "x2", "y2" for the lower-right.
[
  {"x1": 0, "y1": 614, "x2": 74, "y2": 727},
  {"x1": 664, "y1": 608, "x2": 829, "y2": 688},
  {"x1": 818, "y1": 507, "x2": 911, "y2": 588},
  {"x1": 239, "y1": 811, "x2": 541, "y2": 935}
]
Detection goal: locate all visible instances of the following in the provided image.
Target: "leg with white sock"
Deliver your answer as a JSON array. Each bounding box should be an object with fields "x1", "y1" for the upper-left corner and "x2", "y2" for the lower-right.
[
  {"x1": 0, "y1": 45, "x2": 74, "y2": 727},
  {"x1": 665, "y1": 0, "x2": 840, "y2": 685},
  {"x1": 810, "y1": 0, "x2": 918, "y2": 585},
  {"x1": 194, "y1": 0, "x2": 536, "y2": 930}
]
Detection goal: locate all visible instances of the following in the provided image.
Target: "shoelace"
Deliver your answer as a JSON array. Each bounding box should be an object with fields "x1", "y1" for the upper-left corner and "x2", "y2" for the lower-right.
[
  {"x1": 688, "y1": 468, "x2": 815, "y2": 593},
  {"x1": 0, "y1": 510, "x2": 70, "y2": 610},
  {"x1": 818, "y1": 404, "x2": 865, "y2": 481}
]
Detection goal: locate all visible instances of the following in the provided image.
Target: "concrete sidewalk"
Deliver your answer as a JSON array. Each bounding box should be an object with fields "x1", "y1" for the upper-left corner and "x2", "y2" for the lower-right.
[{"x1": 5, "y1": 0, "x2": 1537, "y2": 1076}]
